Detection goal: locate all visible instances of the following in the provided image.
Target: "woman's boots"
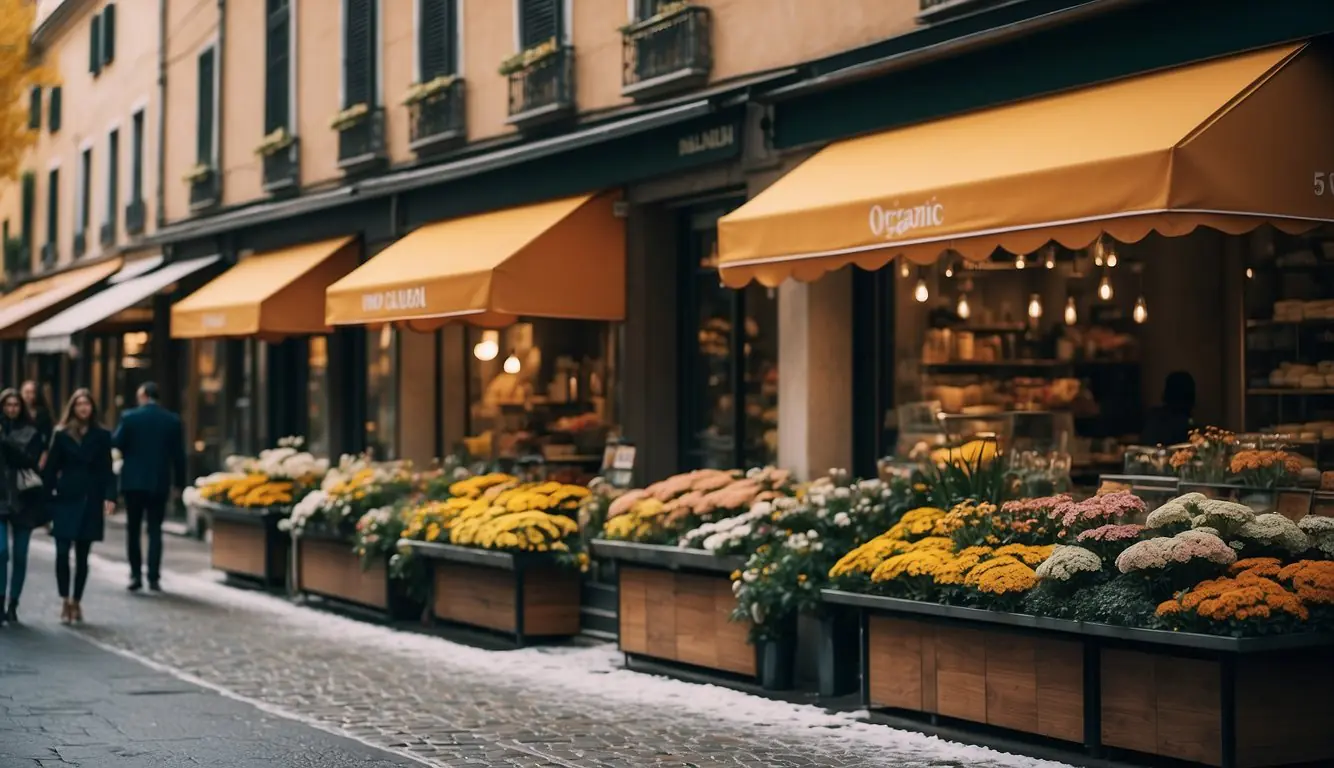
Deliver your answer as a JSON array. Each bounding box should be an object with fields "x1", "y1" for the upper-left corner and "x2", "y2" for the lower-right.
[{"x1": 59, "y1": 600, "x2": 71, "y2": 625}]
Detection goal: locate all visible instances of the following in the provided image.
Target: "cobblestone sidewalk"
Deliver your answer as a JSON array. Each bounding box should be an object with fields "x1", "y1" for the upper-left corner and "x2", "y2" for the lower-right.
[{"x1": 13, "y1": 539, "x2": 1067, "y2": 768}]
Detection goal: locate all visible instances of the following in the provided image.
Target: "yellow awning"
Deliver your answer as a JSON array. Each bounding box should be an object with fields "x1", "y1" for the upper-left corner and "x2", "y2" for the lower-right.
[
  {"x1": 718, "y1": 43, "x2": 1334, "y2": 287},
  {"x1": 325, "y1": 193, "x2": 625, "y2": 330},
  {"x1": 171, "y1": 236, "x2": 359, "y2": 339},
  {"x1": 0, "y1": 258, "x2": 124, "y2": 340}
]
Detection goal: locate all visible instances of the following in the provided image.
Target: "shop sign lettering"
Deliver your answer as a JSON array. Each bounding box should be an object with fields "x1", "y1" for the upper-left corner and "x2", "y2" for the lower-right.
[
  {"x1": 678, "y1": 124, "x2": 735, "y2": 157},
  {"x1": 868, "y1": 199, "x2": 944, "y2": 240},
  {"x1": 361, "y1": 286, "x2": 427, "y2": 314},
  {"x1": 200, "y1": 313, "x2": 227, "y2": 329}
]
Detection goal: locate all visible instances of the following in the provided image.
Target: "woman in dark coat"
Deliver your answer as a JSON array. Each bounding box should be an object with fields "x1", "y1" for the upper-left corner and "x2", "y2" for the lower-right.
[
  {"x1": 20, "y1": 380, "x2": 54, "y2": 457},
  {"x1": 45, "y1": 389, "x2": 117, "y2": 625},
  {"x1": 0, "y1": 388, "x2": 47, "y2": 626}
]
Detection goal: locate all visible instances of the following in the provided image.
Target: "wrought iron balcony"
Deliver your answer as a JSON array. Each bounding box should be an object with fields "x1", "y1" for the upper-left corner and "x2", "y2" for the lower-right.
[
  {"x1": 73, "y1": 230, "x2": 87, "y2": 259},
  {"x1": 506, "y1": 46, "x2": 575, "y2": 129},
  {"x1": 99, "y1": 220, "x2": 115, "y2": 248},
  {"x1": 621, "y1": 6, "x2": 712, "y2": 100},
  {"x1": 917, "y1": 0, "x2": 1008, "y2": 23},
  {"x1": 3, "y1": 239, "x2": 29, "y2": 282},
  {"x1": 125, "y1": 199, "x2": 146, "y2": 235},
  {"x1": 40, "y1": 243, "x2": 56, "y2": 270},
  {"x1": 336, "y1": 107, "x2": 386, "y2": 173},
  {"x1": 409, "y1": 79, "x2": 466, "y2": 155},
  {"x1": 188, "y1": 168, "x2": 220, "y2": 213},
  {"x1": 262, "y1": 138, "x2": 300, "y2": 195}
]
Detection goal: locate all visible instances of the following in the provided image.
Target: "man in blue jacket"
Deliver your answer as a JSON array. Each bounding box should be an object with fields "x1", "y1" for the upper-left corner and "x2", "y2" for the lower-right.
[{"x1": 112, "y1": 382, "x2": 187, "y2": 592}]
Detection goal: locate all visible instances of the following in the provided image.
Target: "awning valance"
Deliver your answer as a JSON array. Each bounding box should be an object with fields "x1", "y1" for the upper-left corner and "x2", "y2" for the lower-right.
[
  {"x1": 172, "y1": 237, "x2": 359, "y2": 339},
  {"x1": 0, "y1": 258, "x2": 124, "y2": 340},
  {"x1": 718, "y1": 43, "x2": 1334, "y2": 287},
  {"x1": 325, "y1": 193, "x2": 625, "y2": 329},
  {"x1": 27, "y1": 256, "x2": 220, "y2": 354}
]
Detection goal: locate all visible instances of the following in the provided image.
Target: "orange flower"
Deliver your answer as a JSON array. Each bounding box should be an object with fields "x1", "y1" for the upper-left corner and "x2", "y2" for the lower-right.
[
  {"x1": 1229, "y1": 557, "x2": 1283, "y2": 579},
  {"x1": 1277, "y1": 560, "x2": 1334, "y2": 605}
]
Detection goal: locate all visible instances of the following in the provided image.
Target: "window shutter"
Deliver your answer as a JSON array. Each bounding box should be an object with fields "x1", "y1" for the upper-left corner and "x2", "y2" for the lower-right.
[
  {"x1": 197, "y1": 48, "x2": 216, "y2": 165},
  {"x1": 49, "y1": 87, "x2": 62, "y2": 133},
  {"x1": 265, "y1": 0, "x2": 291, "y2": 132},
  {"x1": 20, "y1": 173, "x2": 35, "y2": 250},
  {"x1": 342, "y1": 0, "x2": 377, "y2": 108},
  {"x1": 90, "y1": 13, "x2": 102, "y2": 75},
  {"x1": 518, "y1": 0, "x2": 559, "y2": 49},
  {"x1": 27, "y1": 87, "x2": 41, "y2": 130},
  {"x1": 107, "y1": 130, "x2": 120, "y2": 222},
  {"x1": 418, "y1": 0, "x2": 455, "y2": 80},
  {"x1": 131, "y1": 112, "x2": 145, "y2": 199},
  {"x1": 101, "y1": 3, "x2": 116, "y2": 66},
  {"x1": 47, "y1": 169, "x2": 59, "y2": 248},
  {"x1": 636, "y1": 0, "x2": 663, "y2": 19},
  {"x1": 79, "y1": 148, "x2": 92, "y2": 232}
]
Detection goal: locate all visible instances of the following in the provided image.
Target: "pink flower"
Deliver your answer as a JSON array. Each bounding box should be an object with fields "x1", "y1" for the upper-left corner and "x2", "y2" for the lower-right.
[{"x1": 1076, "y1": 524, "x2": 1145, "y2": 543}]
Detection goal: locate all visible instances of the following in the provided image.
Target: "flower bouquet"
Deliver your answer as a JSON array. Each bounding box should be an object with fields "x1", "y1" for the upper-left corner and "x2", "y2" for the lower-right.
[{"x1": 600, "y1": 467, "x2": 795, "y2": 545}]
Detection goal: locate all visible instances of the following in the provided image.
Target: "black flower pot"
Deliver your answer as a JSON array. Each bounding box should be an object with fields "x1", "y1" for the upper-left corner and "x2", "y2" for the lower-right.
[
  {"x1": 755, "y1": 615, "x2": 798, "y2": 691},
  {"x1": 817, "y1": 606, "x2": 860, "y2": 697}
]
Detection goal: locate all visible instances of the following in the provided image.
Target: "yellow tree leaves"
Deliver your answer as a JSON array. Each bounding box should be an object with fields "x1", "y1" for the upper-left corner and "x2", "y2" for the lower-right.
[{"x1": 0, "y1": 0, "x2": 48, "y2": 182}]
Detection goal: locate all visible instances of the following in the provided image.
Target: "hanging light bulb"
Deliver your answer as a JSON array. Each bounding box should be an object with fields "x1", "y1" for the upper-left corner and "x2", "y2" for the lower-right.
[
  {"x1": 956, "y1": 293, "x2": 971, "y2": 320},
  {"x1": 1133, "y1": 296, "x2": 1148, "y2": 324},
  {"x1": 899, "y1": 259, "x2": 910, "y2": 279},
  {"x1": 472, "y1": 330, "x2": 500, "y2": 361},
  {"x1": 944, "y1": 264, "x2": 954, "y2": 278},
  {"x1": 1014, "y1": 253, "x2": 1026, "y2": 270},
  {"x1": 503, "y1": 351, "x2": 522, "y2": 374},
  {"x1": 1044, "y1": 251, "x2": 1056, "y2": 269},
  {"x1": 1098, "y1": 275, "x2": 1114, "y2": 301},
  {"x1": 913, "y1": 278, "x2": 930, "y2": 303},
  {"x1": 1064, "y1": 297, "x2": 1078, "y2": 326},
  {"x1": 1246, "y1": 267, "x2": 1254, "y2": 279},
  {"x1": 1106, "y1": 251, "x2": 1118, "y2": 268},
  {"x1": 1027, "y1": 293, "x2": 1043, "y2": 320}
]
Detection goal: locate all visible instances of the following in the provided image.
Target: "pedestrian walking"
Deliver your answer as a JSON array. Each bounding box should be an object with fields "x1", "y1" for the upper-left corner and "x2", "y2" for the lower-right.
[
  {"x1": 44, "y1": 389, "x2": 116, "y2": 625},
  {"x1": 112, "y1": 382, "x2": 186, "y2": 592},
  {"x1": 0, "y1": 388, "x2": 49, "y2": 626},
  {"x1": 20, "y1": 380, "x2": 54, "y2": 451}
]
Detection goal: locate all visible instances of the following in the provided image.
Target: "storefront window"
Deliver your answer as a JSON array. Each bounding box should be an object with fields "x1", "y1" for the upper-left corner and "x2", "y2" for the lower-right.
[
  {"x1": 191, "y1": 339, "x2": 229, "y2": 476},
  {"x1": 115, "y1": 331, "x2": 154, "y2": 422},
  {"x1": 365, "y1": 327, "x2": 398, "y2": 460},
  {"x1": 681, "y1": 205, "x2": 779, "y2": 470},
  {"x1": 306, "y1": 336, "x2": 330, "y2": 459},
  {"x1": 464, "y1": 320, "x2": 618, "y2": 484}
]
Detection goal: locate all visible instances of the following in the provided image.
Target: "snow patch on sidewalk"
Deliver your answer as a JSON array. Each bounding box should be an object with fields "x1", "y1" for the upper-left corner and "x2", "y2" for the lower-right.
[{"x1": 69, "y1": 542, "x2": 1070, "y2": 768}]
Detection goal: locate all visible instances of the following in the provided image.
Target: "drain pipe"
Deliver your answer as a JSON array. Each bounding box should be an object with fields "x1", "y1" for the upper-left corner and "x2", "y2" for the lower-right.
[{"x1": 155, "y1": 0, "x2": 167, "y2": 230}]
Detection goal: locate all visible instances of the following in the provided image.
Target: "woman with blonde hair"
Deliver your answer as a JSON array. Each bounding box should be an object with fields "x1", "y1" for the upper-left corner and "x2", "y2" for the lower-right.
[{"x1": 44, "y1": 389, "x2": 116, "y2": 624}]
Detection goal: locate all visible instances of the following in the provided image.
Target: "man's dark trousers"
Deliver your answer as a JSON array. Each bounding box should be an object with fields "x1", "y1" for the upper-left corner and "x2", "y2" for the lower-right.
[{"x1": 124, "y1": 491, "x2": 167, "y2": 584}]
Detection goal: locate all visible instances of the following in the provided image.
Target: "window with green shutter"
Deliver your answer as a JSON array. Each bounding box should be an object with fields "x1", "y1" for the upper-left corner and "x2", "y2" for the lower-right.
[
  {"x1": 90, "y1": 13, "x2": 102, "y2": 75},
  {"x1": 342, "y1": 0, "x2": 377, "y2": 108},
  {"x1": 78, "y1": 147, "x2": 92, "y2": 234},
  {"x1": 20, "y1": 173, "x2": 34, "y2": 251},
  {"x1": 131, "y1": 110, "x2": 144, "y2": 200},
  {"x1": 101, "y1": 3, "x2": 116, "y2": 66},
  {"x1": 265, "y1": 0, "x2": 291, "y2": 133},
  {"x1": 107, "y1": 129, "x2": 119, "y2": 226},
  {"x1": 418, "y1": 0, "x2": 456, "y2": 80},
  {"x1": 518, "y1": 0, "x2": 560, "y2": 49},
  {"x1": 49, "y1": 87, "x2": 62, "y2": 133},
  {"x1": 197, "y1": 47, "x2": 216, "y2": 165},
  {"x1": 47, "y1": 168, "x2": 59, "y2": 251},
  {"x1": 27, "y1": 87, "x2": 41, "y2": 130}
]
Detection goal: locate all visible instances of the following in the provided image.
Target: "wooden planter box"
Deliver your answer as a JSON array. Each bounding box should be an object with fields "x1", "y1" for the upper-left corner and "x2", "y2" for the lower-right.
[
  {"x1": 295, "y1": 529, "x2": 421, "y2": 620},
  {"x1": 196, "y1": 501, "x2": 290, "y2": 589},
  {"x1": 399, "y1": 539, "x2": 580, "y2": 646},
  {"x1": 824, "y1": 589, "x2": 1334, "y2": 768},
  {"x1": 591, "y1": 540, "x2": 761, "y2": 681}
]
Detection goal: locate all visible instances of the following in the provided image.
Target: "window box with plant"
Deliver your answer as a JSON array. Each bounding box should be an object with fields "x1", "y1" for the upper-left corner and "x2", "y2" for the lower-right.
[
  {"x1": 406, "y1": 75, "x2": 465, "y2": 153},
  {"x1": 125, "y1": 198, "x2": 145, "y2": 236},
  {"x1": 331, "y1": 104, "x2": 385, "y2": 172},
  {"x1": 502, "y1": 38, "x2": 574, "y2": 128},
  {"x1": 2, "y1": 236, "x2": 28, "y2": 281},
  {"x1": 256, "y1": 127, "x2": 299, "y2": 194},
  {"x1": 620, "y1": 1, "x2": 711, "y2": 100},
  {"x1": 185, "y1": 164, "x2": 218, "y2": 212}
]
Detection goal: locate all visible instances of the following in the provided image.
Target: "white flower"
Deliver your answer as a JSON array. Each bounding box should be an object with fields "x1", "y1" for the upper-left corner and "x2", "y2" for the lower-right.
[
  {"x1": 774, "y1": 497, "x2": 798, "y2": 511},
  {"x1": 833, "y1": 512, "x2": 851, "y2": 527},
  {"x1": 1035, "y1": 545, "x2": 1102, "y2": 582},
  {"x1": 1146, "y1": 501, "x2": 1192, "y2": 530},
  {"x1": 731, "y1": 579, "x2": 743, "y2": 596},
  {"x1": 750, "y1": 602, "x2": 765, "y2": 624},
  {"x1": 750, "y1": 500, "x2": 773, "y2": 518},
  {"x1": 833, "y1": 487, "x2": 851, "y2": 499},
  {"x1": 1237, "y1": 513, "x2": 1310, "y2": 554},
  {"x1": 809, "y1": 494, "x2": 826, "y2": 507},
  {"x1": 742, "y1": 570, "x2": 758, "y2": 584},
  {"x1": 806, "y1": 530, "x2": 819, "y2": 540}
]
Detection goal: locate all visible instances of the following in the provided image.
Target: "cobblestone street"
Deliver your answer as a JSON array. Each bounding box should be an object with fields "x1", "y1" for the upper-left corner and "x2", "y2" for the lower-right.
[{"x1": 4, "y1": 532, "x2": 1069, "y2": 768}]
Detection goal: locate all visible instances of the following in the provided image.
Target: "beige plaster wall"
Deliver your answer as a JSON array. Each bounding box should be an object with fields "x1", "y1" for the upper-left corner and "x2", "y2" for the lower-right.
[
  {"x1": 220, "y1": 0, "x2": 265, "y2": 207},
  {"x1": 294, "y1": 0, "x2": 341, "y2": 190},
  {"x1": 163, "y1": 0, "x2": 219, "y2": 223}
]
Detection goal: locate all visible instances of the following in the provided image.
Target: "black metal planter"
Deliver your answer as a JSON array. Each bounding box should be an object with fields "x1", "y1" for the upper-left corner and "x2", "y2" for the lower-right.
[
  {"x1": 197, "y1": 501, "x2": 291, "y2": 591},
  {"x1": 755, "y1": 614, "x2": 799, "y2": 691},
  {"x1": 816, "y1": 605, "x2": 860, "y2": 697}
]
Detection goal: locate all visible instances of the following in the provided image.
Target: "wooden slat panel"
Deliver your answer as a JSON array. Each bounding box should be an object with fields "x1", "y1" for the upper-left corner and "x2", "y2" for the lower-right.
[
  {"x1": 521, "y1": 566, "x2": 580, "y2": 636},
  {"x1": 644, "y1": 569, "x2": 678, "y2": 660},
  {"x1": 1155, "y1": 656, "x2": 1221, "y2": 767},
  {"x1": 674, "y1": 572, "x2": 720, "y2": 670},
  {"x1": 712, "y1": 575, "x2": 755, "y2": 677},
  {"x1": 1101, "y1": 649, "x2": 1157, "y2": 755},
  {"x1": 934, "y1": 625, "x2": 987, "y2": 723},
  {"x1": 434, "y1": 562, "x2": 515, "y2": 633},
  {"x1": 1035, "y1": 637, "x2": 1084, "y2": 743},
  {"x1": 867, "y1": 616, "x2": 923, "y2": 710},
  {"x1": 920, "y1": 627, "x2": 938, "y2": 713},
  {"x1": 297, "y1": 537, "x2": 387, "y2": 609},
  {"x1": 211, "y1": 520, "x2": 267, "y2": 578},
  {"x1": 618, "y1": 566, "x2": 650, "y2": 654},
  {"x1": 984, "y1": 632, "x2": 1038, "y2": 734},
  {"x1": 1237, "y1": 653, "x2": 1334, "y2": 767}
]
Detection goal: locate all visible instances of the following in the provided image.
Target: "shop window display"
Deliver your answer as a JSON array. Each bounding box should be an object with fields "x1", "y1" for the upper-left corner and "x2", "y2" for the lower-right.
[
  {"x1": 463, "y1": 320, "x2": 617, "y2": 485},
  {"x1": 365, "y1": 327, "x2": 398, "y2": 460},
  {"x1": 190, "y1": 339, "x2": 230, "y2": 476},
  {"x1": 306, "y1": 336, "x2": 330, "y2": 460}
]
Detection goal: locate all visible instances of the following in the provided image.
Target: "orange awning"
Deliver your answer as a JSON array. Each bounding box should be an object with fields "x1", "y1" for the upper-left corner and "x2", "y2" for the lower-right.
[
  {"x1": 718, "y1": 43, "x2": 1334, "y2": 287},
  {"x1": 325, "y1": 193, "x2": 625, "y2": 330},
  {"x1": 171, "y1": 236, "x2": 359, "y2": 339},
  {"x1": 0, "y1": 258, "x2": 124, "y2": 340}
]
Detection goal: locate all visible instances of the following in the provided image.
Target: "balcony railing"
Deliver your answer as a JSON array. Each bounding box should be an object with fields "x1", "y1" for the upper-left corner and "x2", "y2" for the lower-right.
[
  {"x1": 188, "y1": 168, "x2": 220, "y2": 213},
  {"x1": 621, "y1": 6, "x2": 712, "y2": 100},
  {"x1": 262, "y1": 138, "x2": 300, "y2": 195},
  {"x1": 917, "y1": 0, "x2": 1006, "y2": 23},
  {"x1": 99, "y1": 219, "x2": 115, "y2": 248},
  {"x1": 125, "y1": 199, "x2": 146, "y2": 235},
  {"x1": 40, "y1": 243, "x2": 56, "y2": 270},
  {"x1": 506, "y1": 46, "x2": 575, "y2": 129},
  {"x1": 3, "y1": 239, "x2": 30, "y2": 283},
  {"x1": 409, "y1": 79, "x2": 466, "y2": 155},
  {"x1": 73, "y1": 230, "x2": 87, "y2": 259},
  {"x1": 336, "y1": 107, "x2": 386, "y2": 173}
]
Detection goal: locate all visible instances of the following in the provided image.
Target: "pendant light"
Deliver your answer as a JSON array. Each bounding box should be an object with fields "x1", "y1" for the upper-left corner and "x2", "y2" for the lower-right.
[
  {"x1": 1133, "y1": 296, "x2": 1148, "y2": 324},
  {"x1": 472, "y1": 330, "x2": 500, "y2": 361},
  {"x1": 914, "y1": 278, "x2": 930, "y2": 303},
  {"x1": 1063, "y1": 297, "x2": 1078, "y2": 326},
  {"x1": 1098, "y1": 274, "x2": 1114, "y2": 301},
  {"x1": 944, "y1": 264, "x2": 954, "y2": 278},
  {"x1": 1106, "y1": 251, "x2": 1118, "y2": 268},
  {"x1": 1027, "y1": 293, "x2": 1043, "y2": 320},
  {"x1": 503, "y1": 350, "x2": 522, "y2": 374},
  {"x1": 1014, "y1": 253, "x2": 1026, "y2": 270},
  {"x1": 956, "y1": 293, "x2": 971, "y2": 320},
  {"x1": 899, "y1": 258, "x2": 910, "y2": 279},
  {"x1": 1044, "y1": 253, "x2": 1056, "y2": 270},
  {"x1": 1246, "y1": 267, "x2": 1254, "y2": 279}
]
